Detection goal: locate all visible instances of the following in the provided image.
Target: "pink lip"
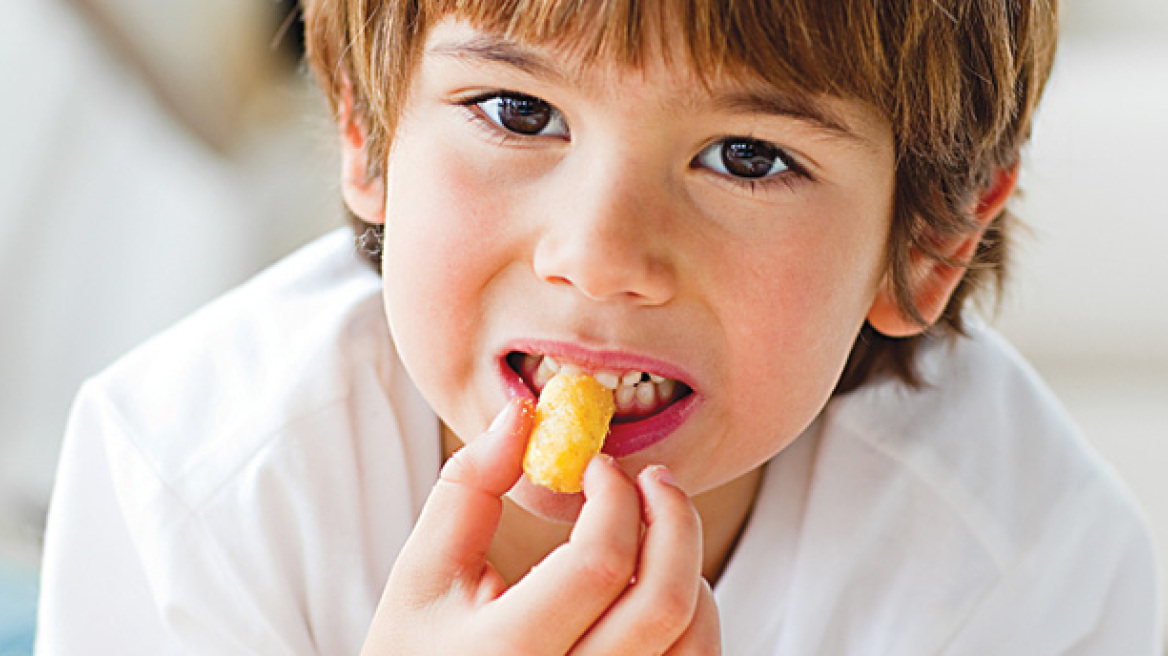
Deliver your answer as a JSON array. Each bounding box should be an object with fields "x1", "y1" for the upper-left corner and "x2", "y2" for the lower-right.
[
  {"x1": 604, "y1": 393, "x2": 699, "y2": 457},
  {"x1": 497, "y1": 339, "x2": 701, "y2": 458}
]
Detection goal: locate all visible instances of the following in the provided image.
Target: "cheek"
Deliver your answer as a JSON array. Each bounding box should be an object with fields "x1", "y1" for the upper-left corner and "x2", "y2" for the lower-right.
[
  {"x1": 712, "y1": 218, "x2": 887, "y2": 439},
  {"x1": 380, "y1": 140, "x2": 513, "y2": 400},
  {"x1": 722, "y1": 269, "x2": 846, "y2": 411},
  {"x1": 385, "y1": 144, "x2": 504, "y2": 271}
]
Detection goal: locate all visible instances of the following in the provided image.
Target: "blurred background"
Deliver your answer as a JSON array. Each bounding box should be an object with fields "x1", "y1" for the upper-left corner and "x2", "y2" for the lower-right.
[{"x1": 0, "y1": 0, "x2": 1165, "y2": 652}]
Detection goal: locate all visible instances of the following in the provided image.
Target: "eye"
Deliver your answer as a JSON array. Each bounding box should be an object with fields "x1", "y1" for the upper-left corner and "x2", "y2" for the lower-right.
[
  {"x1": 477, "y1": 93, "x2": 569, "y2": 138},
  {"x1": 695, "y1": 138, "x2": 792, "y2": 179}
]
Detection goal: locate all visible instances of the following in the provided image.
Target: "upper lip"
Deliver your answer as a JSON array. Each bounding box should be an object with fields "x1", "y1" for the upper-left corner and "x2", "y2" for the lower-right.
[{"x1": 499, "y1": 338, "x2": 697, "y2": 389}]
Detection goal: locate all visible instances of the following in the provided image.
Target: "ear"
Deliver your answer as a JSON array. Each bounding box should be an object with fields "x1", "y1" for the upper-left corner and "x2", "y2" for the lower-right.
[
  {"x1": 338, "y1": 81, "x2": 386, "y2": 224},
  {"x1": 866, "y1": 165, "x2": 1019, "y2": 337}
]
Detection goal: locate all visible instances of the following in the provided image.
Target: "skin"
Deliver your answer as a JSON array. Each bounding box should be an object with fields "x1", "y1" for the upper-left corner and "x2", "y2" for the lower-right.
[{"x1": 340, "y1": 16, "x2": 1014, "y2": 655}]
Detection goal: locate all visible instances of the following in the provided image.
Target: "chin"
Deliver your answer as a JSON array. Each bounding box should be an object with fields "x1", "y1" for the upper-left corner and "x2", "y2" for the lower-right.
[{"x1": 506, "y1": 475, "x2": 586, "y2": 525}]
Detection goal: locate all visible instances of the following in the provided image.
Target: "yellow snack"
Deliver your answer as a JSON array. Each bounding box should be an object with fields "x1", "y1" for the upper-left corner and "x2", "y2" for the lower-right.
[{"x1": 522, "y1": 371, "x2": 616, "y2": 493}]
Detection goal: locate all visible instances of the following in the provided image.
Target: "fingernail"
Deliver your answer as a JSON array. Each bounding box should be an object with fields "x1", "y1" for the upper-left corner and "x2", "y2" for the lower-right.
[
  {"x1": 584, "y1": 453, "x2": 616, "y2": 479},
  {"x1": 646, "y1": 464, "x2": 681, "y2": 490}
]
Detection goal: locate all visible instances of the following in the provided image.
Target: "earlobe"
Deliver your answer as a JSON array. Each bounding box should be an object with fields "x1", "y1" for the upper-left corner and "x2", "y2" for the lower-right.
[
  {"x1": 866, "y1": 165, "x2": 1019, "y2": 338},
  {"x1": 338, "y1": 82, "x2": 386, "y2": 225}
]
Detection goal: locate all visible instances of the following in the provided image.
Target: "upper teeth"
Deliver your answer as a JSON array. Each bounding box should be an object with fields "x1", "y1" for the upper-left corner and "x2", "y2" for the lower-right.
[
  {"x1": 527, "y1": 354, "x2": 678, "y2": 413},
  {"x1": 594, "y1": 371, "x2": 621, "y2": 389}
]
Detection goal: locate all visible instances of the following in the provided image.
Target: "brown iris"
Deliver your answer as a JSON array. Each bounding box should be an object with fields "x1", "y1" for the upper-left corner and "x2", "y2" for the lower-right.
[
  {"x1": 495, "y1": 95, "x2": 554, "y2": 134},
  {"x1": 721, "y1": 139, "x2": 782, "y2": 178}
]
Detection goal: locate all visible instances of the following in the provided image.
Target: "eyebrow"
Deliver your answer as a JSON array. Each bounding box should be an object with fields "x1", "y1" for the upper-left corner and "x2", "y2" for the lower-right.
[
  {"x1": 696, "y1": 89, "x2": 864, "y2": 144},
  {"x1": 429, "y1": 36, "x2": 569, "y2": 84},
  {"x1": 428, "y1": 35, "x2": 866, "y2": 144}
]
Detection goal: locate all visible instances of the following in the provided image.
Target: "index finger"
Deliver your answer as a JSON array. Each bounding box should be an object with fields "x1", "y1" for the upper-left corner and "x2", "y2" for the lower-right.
[
  {"x1": 485, "y1": 454, "x2": 643, "y2": 653},
  {"x1": 393, "y1": 398, "x2": 535, "y2": 595}
]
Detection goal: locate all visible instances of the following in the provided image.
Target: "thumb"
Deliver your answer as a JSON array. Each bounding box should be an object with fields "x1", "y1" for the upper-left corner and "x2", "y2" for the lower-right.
[{"x1": 393, "y1": 398, "x2": 534, "y2": 596}]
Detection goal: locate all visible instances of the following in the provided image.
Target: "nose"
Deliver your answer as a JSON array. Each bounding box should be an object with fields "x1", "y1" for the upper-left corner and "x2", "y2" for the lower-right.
[{"x1": 531, "y1": 162, "x2": 678, "y2": 306}]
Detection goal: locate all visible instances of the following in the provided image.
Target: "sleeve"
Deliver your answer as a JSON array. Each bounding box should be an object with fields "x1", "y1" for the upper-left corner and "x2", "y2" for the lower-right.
[
  {"x1": 36, "y1": 382, "x2": 179, "y2": 654},
  {"x1": 939, "y1": 477, "x2": 1163, "y2": 656},
  {"x1": 36, "y1": 382, "x2": 326, "y2": 655},
  {"x1": 1060, "y1": 526, "x2": 1163, "y2": 656}
]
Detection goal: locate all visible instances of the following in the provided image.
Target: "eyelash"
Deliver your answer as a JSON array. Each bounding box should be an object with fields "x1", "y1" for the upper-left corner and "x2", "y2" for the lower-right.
[
  {"x1": 697, "y1": 140, "x2": 812, "y2": 195},
  {"x1": 455, "y1": 90, "x2": 813, "y2": 194},
  {"x1": 456, "y1": 91, "x2": 563, "y2": 146}
]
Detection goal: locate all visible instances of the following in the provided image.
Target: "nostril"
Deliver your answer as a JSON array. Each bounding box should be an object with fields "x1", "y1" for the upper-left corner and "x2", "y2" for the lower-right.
[
  {"x1": 533, "y1": 242, "x2": 677, "y2": 305},
  {"x1": 541, "y1": 273, "x2": 574, "y2": 289},
  {"x1": 530, "y1": 217, "x2": 677, "y2": 303}
]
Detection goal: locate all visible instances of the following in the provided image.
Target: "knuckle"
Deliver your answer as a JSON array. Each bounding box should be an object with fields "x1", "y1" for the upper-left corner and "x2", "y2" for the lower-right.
[
  {"x1": 438, "y1": 449, "x2": 481, "y2": 488},
  {"x1": 669, "y1": 587, "x2": 722, "y2": 656},
  {"x1": 576, "y1": 543, "x2": 636, "y2": 589},
  {"x1": 649, "y1": 486, "x2": 701, "y2": 532},
  {"x1": 675, "y1": 502, "x2": 702, "y2": 535},
  {"x1": 642, "y1": 587, "x2": 696, "y2": 639}
]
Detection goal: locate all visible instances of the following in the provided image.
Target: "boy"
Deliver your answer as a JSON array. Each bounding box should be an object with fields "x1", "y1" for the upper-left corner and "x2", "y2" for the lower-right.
[{"x1": 38, "y1": 0, "x2": 1161, "y2": 653}]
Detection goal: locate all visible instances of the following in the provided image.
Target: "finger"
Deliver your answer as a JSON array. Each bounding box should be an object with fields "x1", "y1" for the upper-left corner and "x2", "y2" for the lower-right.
[
  {"x1": 488, "y1": 454, "x2": 643, "y2": 653},
  {"x1": 664, "y1": 578, "x2": 722, "y2": 656},
  {"x1": 392, "y1": 398, "x2": 535, "y2": 597},
  {"x1": 571, "y1": 465, "x2": 704, "y2": 655}
]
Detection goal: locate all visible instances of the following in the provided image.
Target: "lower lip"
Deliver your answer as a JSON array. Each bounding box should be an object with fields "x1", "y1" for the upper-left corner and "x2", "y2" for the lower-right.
[
  {"x1": 499, "y1": 361, "x2": 700, "y2": 458},
  {"x1": 603, "y1": 392, "x2": 699, "y2": 457}
]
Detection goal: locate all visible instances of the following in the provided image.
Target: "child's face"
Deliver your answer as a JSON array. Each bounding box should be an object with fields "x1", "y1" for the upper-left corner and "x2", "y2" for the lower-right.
[{"x1": 374, "y1": 19, "x2": 896, "y2": 521}]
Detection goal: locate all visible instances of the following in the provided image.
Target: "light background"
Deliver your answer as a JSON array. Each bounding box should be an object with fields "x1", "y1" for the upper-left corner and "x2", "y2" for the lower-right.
[{"x1": 1, "y1": 0, "x2": 1165, "y2": 650}]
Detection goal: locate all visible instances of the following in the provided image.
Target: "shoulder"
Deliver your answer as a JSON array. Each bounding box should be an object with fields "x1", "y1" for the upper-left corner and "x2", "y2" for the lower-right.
[
  {"x1": 57, "y1": 229, "x2": 437, "y2": 651},
  {"x1": 78, "y1": 228, "x2": 400, "y2": 506},
  {"x1": 717, "y1": 324, "x2": 1161, "y2": 651},
  {"x1": 813, "y1": 322, "x2": 1159, "y2": 634},
  {"x1": 825, "y1": 321, "x2": 1148, "y2": 559}
]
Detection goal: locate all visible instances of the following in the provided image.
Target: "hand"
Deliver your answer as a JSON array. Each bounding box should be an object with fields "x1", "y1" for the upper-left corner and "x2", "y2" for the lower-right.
[{"x1": 360, "y1": 397, "x2": 721, "y2": 655}]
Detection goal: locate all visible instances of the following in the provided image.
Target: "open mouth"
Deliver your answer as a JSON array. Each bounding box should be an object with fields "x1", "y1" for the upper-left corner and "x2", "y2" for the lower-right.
[{"x1": 506, "y1": 351, "x2": 694, "y2": 424}]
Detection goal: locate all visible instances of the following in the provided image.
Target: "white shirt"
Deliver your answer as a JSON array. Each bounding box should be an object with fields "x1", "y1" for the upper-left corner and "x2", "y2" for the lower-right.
[{"x1": 37, "y1": 228, "x2": 1162, "y2": 654}]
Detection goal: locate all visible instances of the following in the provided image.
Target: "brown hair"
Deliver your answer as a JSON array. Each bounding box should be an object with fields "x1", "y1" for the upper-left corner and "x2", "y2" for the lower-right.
[{"x1": 301, "y1": 0, "x2": 1059, "y2": 392}]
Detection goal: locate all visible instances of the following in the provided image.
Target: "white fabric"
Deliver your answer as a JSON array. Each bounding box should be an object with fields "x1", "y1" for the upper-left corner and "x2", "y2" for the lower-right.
[{"x1": 37, "y1": 229, "x2": 1161, "y2": 654}]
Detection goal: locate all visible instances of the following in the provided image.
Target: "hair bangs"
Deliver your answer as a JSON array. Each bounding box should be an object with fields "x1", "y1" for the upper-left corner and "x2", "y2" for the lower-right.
[{"x1": 421, "y1": 0, "x2": 891, "y2": 104}]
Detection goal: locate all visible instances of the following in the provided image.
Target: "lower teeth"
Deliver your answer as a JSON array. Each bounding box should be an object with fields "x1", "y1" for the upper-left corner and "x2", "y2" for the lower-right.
[{"x1": 614, "y1": 380, "x2": 677, "y2": 418}]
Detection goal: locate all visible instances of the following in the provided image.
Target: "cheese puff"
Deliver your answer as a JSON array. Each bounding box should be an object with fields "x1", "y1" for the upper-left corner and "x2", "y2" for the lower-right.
[{"x1": 522, "y1": 371, "x2": 616, "y2": 493}]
